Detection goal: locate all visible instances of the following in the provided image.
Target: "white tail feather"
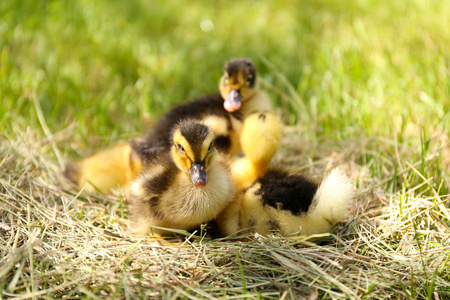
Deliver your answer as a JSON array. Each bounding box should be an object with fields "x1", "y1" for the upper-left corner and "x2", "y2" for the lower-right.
[{"x1": 311, "y1": 167, "x2": 355, "y2": 224}]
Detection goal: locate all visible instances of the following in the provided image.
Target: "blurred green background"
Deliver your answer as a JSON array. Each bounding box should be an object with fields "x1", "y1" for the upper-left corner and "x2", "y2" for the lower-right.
[{"x1": 1, "y1": 0, "x2": 449, "y2": 152}]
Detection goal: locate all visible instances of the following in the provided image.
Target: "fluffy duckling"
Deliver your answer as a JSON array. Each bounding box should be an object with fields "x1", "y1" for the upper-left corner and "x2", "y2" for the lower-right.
[
  {"x1": 128, "y1": 119, "x2": 234, "y2": 236},
  {"x1": 65, "y1": 58, "x2": 271, "y2": 194},
  {"x1": 235, "y1": 167, "x2": 355, "y2": 237},
  {"x1": 217, "y1": 111, "x2": 355, "y2": 237}
]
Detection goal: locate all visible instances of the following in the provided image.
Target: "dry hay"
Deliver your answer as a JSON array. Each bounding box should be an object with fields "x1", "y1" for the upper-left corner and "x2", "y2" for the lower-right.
[{"x1": 1, "y1": 126, "x2": 449, "y2": 299}]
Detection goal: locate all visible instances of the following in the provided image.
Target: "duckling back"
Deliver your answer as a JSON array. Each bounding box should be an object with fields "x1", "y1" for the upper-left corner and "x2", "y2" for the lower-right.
[{"x1": 239, "y1": 167, "x2": 354, "y2": 236}]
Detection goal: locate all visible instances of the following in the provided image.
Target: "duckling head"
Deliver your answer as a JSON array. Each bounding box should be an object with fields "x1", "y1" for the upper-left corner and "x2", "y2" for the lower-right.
[
  {"x1": 240, "y1": 111, "x2": 281, "y2": 177},
  {"x1": 171, "y1": 120, "x2": 216, "y2": 187},
  {"x1": 219, "y1": 58, "x2": 258, "y2": 112}
]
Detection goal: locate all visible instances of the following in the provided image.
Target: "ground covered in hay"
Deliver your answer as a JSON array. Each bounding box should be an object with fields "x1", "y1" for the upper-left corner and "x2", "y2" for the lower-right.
[
  {"x1": 1, "y1": 125, "x2": 449, "y2": 299},
  {"x1": 1, "y1": 0, "x2": 450, "y2": 299}
]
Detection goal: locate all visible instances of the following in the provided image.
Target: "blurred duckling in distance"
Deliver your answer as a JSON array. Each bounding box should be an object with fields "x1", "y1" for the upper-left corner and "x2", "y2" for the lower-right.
[
  {"x1": 64, "y1": 58, "x2": 271, "y2": 194},
  {"x1": 220, "y1": 58, "x2": 272, "y2": 115},
  {"x1": 129, "y1": 119, "x2": 234, "y2": 235},
  {"x1": 217, "y1": 111, "x2": 355, "y2": 237}
]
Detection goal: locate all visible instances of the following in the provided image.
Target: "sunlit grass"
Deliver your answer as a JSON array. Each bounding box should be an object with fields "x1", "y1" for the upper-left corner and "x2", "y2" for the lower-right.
[{"x1": 1, "y1": 0, "x2": 448, "y2": 140}]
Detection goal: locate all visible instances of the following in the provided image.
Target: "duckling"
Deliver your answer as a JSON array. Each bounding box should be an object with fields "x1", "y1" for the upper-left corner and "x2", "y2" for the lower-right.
[
  {"x1": 217, "y1": 111, "x2": 355, "y2": 237},
  {"x1": 128, "y1": 119, "x2": 235, "y2": 236},
  {"x1": 65, "y1": 58, "x2": 271, "y2": 194}
]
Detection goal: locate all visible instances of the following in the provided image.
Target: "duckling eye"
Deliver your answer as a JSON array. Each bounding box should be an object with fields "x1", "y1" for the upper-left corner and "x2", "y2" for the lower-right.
[
  {"x1": 246, "y1": 75, "x2": 253, "y2": 83},
  {"x1": 208, "y1": 142, "x2": 213, "y2": 152},
  {"x1": 178, "y1": 144, "x2": 185, "y2": 152}
]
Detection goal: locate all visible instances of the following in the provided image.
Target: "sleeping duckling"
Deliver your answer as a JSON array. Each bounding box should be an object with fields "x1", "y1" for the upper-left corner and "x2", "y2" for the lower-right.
[
  {"x1": 217, "y1": 111, "x2": 355, "y2": 237},
  {"x1": 128, "y1": 119, "x2": 234, "y2": 236},
  {"x1": 235, "y1": 167, "x2": 355, "y2": 237},
  {"x1": 64, "y1": 58, "x2": 271, "y2": 194}
]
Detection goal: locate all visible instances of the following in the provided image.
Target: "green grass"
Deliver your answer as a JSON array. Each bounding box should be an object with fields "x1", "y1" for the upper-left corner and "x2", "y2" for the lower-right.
[{"x1": 1, "y1": 0, "x2": 450, "y2": 298}]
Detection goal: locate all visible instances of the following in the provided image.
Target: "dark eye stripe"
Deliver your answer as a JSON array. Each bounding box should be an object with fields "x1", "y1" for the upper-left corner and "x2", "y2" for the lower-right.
[{"x1": 247, "y1": 72, "x2": 256, "y2": 87}]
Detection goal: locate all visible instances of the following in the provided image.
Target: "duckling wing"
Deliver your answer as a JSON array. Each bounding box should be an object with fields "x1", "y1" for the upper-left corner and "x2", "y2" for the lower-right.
[{"x1": 128, "y1": 155, "x2": 178, "y2": 234}]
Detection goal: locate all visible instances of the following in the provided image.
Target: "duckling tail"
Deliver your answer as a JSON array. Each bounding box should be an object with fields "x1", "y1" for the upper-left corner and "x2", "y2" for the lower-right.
[{"x1": 310, "y1": 167, "x2": 355, "y2": 225}]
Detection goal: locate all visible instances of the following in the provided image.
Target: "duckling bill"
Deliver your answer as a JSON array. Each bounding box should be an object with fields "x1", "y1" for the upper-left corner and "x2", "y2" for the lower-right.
[{"x1": 129, "y1": 120, "x2": 234, "y2": 235}]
